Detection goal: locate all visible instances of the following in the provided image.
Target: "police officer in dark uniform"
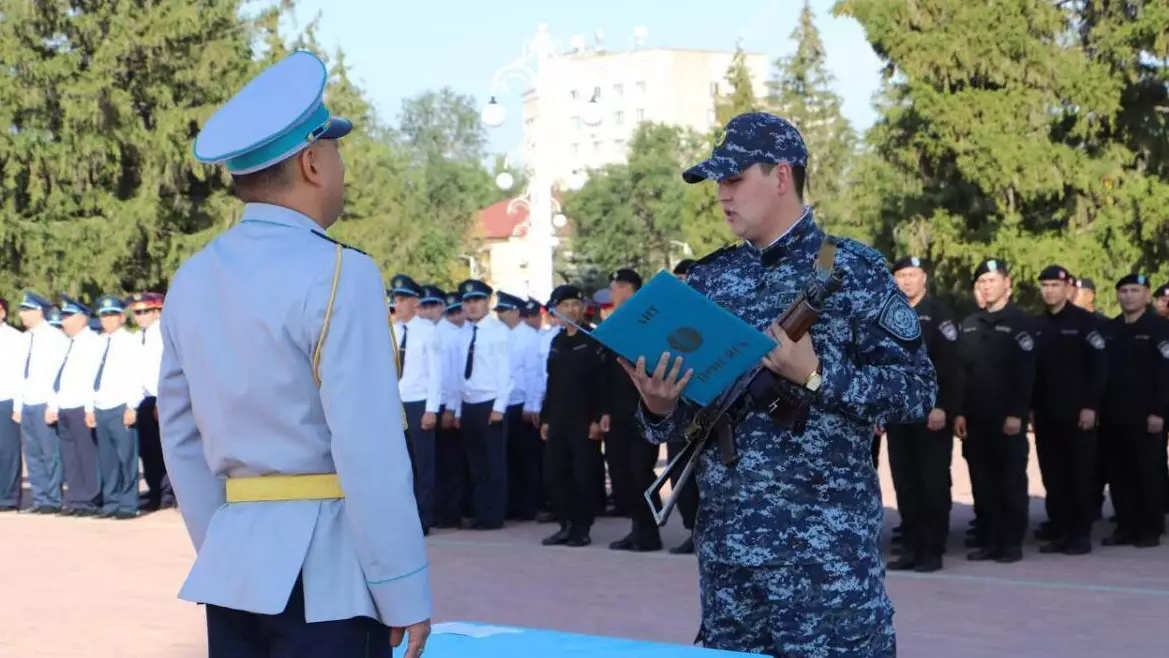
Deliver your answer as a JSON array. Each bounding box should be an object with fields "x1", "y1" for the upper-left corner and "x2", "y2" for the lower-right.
[
  {"x1": 885, "y1": 256, "x2": 961, "y2": 572},
  {"x1": 540, "y1": 284, "x2": 607, "y2": 547},
  {"x1": 1031, "y1": 265, "x2": 1106, "y2": 555},
  {"x1": 955, "y1": 259, "x2": 1037, "y2": 563},
  {"x1": 665, "y1": 258, "x2": 699, "y2": 554},
  {"x1": 1100, "y1": 274, "x2": 1169, "y2": 548}
]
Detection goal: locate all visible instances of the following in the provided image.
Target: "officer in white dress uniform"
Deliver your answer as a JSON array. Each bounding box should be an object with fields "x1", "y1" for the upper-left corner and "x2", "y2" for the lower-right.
[
  {"x1": 450, "y1": 279, "x2": 512, "y2": 529},
  {"x1": 160, "y1": 50, "x2": 430, "y2": 658},
  {"x1": 0, "y1": 297, "x2": 24, "y2": 512},
  {"x1": 128, "y1": 291, "x2": 174, "y2": 511},
  {"x1": 390, "y1": 274, "x2": 445, "y2": 535},
  {"x1": 53, "y1": 295, "x2": 104, "y2": 516},
  {"x1": 14, "y1": 291, "x2": 71, "y2": 514},
  {"x1": 493, "y1": 292, "x2": 543, "y2": 520},
  {"x1": 435, "y1": 292, "x2": 470, "y2": 527},
  {"x1": 92, "y1": 295, "x2": 147, "y2": 519}
]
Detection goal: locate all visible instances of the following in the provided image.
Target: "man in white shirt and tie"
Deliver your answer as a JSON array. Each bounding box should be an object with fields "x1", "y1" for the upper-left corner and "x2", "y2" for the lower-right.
[
  {"x1": 493, "y1": 292, "x2": 544, "y2": 521},
  {"x1": 435, "y1": 291, "x2": 470, "y2": 528},
  {"x1": 53, "y1": 295, "x2": 105, "y2": 516},
  {"x1": 129, "y1": 291, "x2": 174, "y2": 511},
  {"x1": 92, "y1": 295, "x2": 147, "y2": 520},
  {"x1": 417, "y1": 285, "x2": 446, "y2": 324},
  {"x1": 13, "y1": 291, "x2": 71, "y2": 514},
  {"x1": 0, "y1": 297, "x2": 23, "y2": 512},
  {"x1": 390, "y1": 274, "x2": 445, "y2": 535},
  {"x1": 451, "y1": 279, "x2": 512, "y2": 530}
]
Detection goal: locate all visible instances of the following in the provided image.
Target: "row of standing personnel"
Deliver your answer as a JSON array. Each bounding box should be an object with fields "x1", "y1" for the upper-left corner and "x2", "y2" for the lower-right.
[
  {"x1": 386, "y1": 267, "x2": 699, "y2": 553},
  {"x1": 0, "y1": 291, "x2": 174, "y2": 518},
  {"x1": 885, "y1": 257, "x2": 1169, "y2": 573}
]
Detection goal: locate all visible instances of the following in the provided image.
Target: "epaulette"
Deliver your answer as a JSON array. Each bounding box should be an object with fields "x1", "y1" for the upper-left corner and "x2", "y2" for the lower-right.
[
  {"x1": 310, "y1": 230, "x2": 368, "y2": 256},
  {"x1": 833, "y1": 236, "x2": 886, "y2": 270},
  {"x1": 694, "y1": 243, "x2": 737, "y2": 267}
]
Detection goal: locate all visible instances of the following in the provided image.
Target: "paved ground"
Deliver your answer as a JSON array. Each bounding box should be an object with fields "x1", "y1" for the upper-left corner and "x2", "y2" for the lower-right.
[{"x1": 2, "y1": 438, "x2": 1167, "y2": 657}]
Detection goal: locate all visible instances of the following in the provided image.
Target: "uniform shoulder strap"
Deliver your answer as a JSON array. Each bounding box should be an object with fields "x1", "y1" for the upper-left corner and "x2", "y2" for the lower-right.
[{"x1": 814, "y1": 235, "x2": 838, "y2": 277}]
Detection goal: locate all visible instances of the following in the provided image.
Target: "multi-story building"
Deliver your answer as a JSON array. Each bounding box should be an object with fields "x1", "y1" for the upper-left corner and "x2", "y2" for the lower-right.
[{"x1": 519, "y1": 42, "x2": 769, "y2": 185}]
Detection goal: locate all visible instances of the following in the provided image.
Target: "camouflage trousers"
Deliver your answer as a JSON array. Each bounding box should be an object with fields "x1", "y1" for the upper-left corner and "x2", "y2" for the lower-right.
[{"x1": 697, "y1": 558, "x2": 895, "y2": 657}]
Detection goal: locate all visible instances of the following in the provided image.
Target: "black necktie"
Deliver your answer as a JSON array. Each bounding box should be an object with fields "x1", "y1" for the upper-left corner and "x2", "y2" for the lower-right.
[
  {"x1": 23, "y1": 333, "x2": 35, "y2": 379},
  {"x1": 53, "y1": 339, "x2": 74, "y2": 393},
  {"x1": 140, "y1": 330, "x2": 146, "y2": 346},
  {"x1": 464, "y1": 324, "x2": 478, "y2": 379},
  {"x1": 94, "y1": 336, "x2": 111, "y2": 390},
  {"x1": 399, "y1": 324, "x2": 408, "y2": 380}
]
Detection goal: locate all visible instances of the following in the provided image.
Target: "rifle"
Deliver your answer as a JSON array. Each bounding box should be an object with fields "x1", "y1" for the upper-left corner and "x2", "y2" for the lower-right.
[{"x1": 645, "y1": 238, "x2": 843, "y2": 527}]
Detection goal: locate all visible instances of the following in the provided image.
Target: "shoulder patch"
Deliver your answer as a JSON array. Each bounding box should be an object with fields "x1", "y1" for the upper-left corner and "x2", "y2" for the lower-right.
[
  {"x1": 877, "y1": 292, "x2": 922, "y2": 343},
  {"x1": 1086, "y1": 330, "x2": 1105, "y2": 350},
  {"x1": 1159, "y1": 340, "x2": 1169, "y2": 359},
  {"x1": 938, "y1": 319, "x2": 958, "y2": 342},
  {"x1": 1016, "y1": 331, "x2": 1034, "y2": 352},
  {"x1": 311, "y1": 230, "x2": 369, "y2": 256}
]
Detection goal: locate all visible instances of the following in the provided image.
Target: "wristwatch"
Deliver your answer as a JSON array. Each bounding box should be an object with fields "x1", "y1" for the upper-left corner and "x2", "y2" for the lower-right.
[{"x1": 803, "y1": 362, "x2": 823, "y2": 392}]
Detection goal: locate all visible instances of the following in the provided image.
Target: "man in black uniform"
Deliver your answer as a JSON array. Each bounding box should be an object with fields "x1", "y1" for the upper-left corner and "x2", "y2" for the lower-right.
[
  {"x1": 955, "y1": 259, "x2": 1037, "y2": 563},
  {"x1": 885, "y1": 256, "x2": 961, "y2": 572},
  {"x1": 604, "y1": 268, "x2": 663, "y2": 552},
  {"x1": 1100, "y1": 274, "x2": 1169, "y2": 548},
  {"x1": 1031, "y1": 265, "x2": 1107, "y2": 555},
  {"x1": 665, "y1": 258, "x2": 699, "y2": 554},
  {"x1": 540, "y1": 284, "x2": 607, "y2": 548}
]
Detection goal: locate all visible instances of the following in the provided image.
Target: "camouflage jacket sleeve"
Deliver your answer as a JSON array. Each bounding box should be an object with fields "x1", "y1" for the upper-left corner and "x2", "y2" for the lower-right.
[
  {"x1": 814, "y1": 243, "x2": 937, "y2": 426},
  {"x1": 635, "y1": 398, "x2": 698, "y2": 445}
]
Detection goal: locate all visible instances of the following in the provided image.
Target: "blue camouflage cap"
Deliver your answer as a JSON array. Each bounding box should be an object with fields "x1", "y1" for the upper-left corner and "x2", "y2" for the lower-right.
[
  {"x1": 682, "y1": 112, "x2": 808, "y2": 184},
  {"x1": 192, "y1": 51, "x2": 353, "y2": 175}
]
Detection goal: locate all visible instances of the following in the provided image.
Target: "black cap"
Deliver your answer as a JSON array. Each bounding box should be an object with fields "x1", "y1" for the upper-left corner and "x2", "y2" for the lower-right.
[
  {"x1": 892, "y1": 256, "x2": 925, "y2": 273},
  {"x1": 1037, "y1": 265, "x2": 1073, "y2": 282},
  {"x1": 973, "y1": 258, "x2": 1007, "y2": 280},
  {"x1": 1154, "y1": 284, "x2": 1169, "y2": 299},
  {"x1": 457, "y1": 279, "x2": 493, "y2": 300},
  {"x1": 548, "y1": 284, "x2": 584, "y2": 308},
  {"x1": 1115, "y1": 273, "x2": 1150, "y2": 289},
  {"x1": 673, "y1": 259, "x2": 695, "y2": 276},
  {"x1": 609, "y1": 268, "x2": 643, "y2": 289},
  {"x1": 1076, "y1": 277, "x2": 1095, "y2": 291}
]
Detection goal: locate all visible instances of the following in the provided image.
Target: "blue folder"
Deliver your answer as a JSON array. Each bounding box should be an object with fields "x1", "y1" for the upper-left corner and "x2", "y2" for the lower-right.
[
  {"x1": 418, "y1": 622, "x2": 755, "y2": 657},
  {"x1": 583, "y1": 270, "x2": 776, "y2": 406}
]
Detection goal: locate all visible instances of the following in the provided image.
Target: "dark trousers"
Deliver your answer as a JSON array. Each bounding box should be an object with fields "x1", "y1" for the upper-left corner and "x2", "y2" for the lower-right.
[
  {"x1": 607, "y1": 417, "x2": 662, "y2": 544},
  {"x1": 95, "y1": 405, "x2": 139, "y2": 515},
  {"x1": 435, "y1": 406, "x2": 468, "y2": 526},
  {"x1": 0, "y1": 399, "x2": 21, "y2": 508},
  {"x1": 666, "y1": 439, "x2": 699, "y2": 531},
  {"x1": 137, "y1": 397, "x2": 173, "y2": 506},
  {"x1": 1102, "y1": 423, "x2": 1166, "y2": 541},
  {"x1": 1033, "y1": 416, "x2": 1097, "y2": 540},
  {"x1": 871, "y1": 432, "x2": 881, "y2": 470},
  {"x1": 21, "y1": 403, "x2": 62, "y2": 509},
  {"x1": 965, "y1": 419, "x2": 1029, "y2": 549},
  {"x1": 886, "y1": 421, "x2": 952, "y2": 557},
  {"x1": 402, "y1": 400, "x2": 435, "y2": 529},
  {"x1": 58, "y1": 407, "x2": 101, "y2": 511},
  {"x1": 460, "y1": 400, "x2": 507, "y2": 526},
  {"x1": 505, "y1": 403, "x2": 542, "y2": 520},
  {"x1": 206, "y1": 576, "x2": 389, "y2": 658},
  {"x1": 545, "y1": 420, "x2": 604, "y2": 530}
]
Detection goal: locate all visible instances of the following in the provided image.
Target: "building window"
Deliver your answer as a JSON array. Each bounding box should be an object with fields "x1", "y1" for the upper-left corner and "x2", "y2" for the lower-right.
[
  {"x1": 614, "y1": 83, "x2": 624, "y2": 96},
  {"x1": 635, "y1": 80, "x2": 646, "y2": 93},
  {"x1": 636, "y1": 108, "x2": 645, "y2": 122},
  {"x1": 615, "y1": 139, "x2": 626, "y2": 152},
  {"x1": 570, "y1": 89, "x2": 579, "y2": 101},
  {"x1": 615, "y1": 110, "x2": 624, "y2": 125}
]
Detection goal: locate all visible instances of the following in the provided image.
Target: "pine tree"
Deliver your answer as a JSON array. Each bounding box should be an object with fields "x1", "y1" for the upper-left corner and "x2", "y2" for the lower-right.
[
  {"x1": 767, "y1": 0, "x2": 857, "y2": 227},
  {"x1": 714, "y1": 45, "x2": 763, "y2": 125}
]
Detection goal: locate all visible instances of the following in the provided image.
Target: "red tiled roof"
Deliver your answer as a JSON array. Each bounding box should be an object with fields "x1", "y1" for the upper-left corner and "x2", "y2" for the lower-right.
[{"x1": 476, "y1": 196, "x2": 571, "y2": 241}]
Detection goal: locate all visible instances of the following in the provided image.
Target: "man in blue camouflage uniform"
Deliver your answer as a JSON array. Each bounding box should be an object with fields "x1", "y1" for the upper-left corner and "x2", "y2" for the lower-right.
[{"x1": 626, "y1": 112, "x2": 936, "y2": 657}]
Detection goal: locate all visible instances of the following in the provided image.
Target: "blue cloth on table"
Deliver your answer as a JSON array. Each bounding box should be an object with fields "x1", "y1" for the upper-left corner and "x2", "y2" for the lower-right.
[{"x1": 419, "y1": 622, "x2": 753, "y2": 657}]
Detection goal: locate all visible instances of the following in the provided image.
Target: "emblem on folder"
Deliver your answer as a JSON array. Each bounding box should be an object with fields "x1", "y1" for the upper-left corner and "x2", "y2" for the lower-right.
[{"x1": 667, "y1": 327, "x2": 703, "y2": 354}]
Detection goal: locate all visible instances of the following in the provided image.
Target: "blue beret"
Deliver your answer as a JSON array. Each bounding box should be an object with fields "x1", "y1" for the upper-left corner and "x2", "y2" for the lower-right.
[
  {"x1": 390, "y1": 274, "x2": 422, "y2": 297},
  {"x1": 19, "y1": 290, "x2": 51, "y2": 311},
  {"x1": 94, "y1": 295, "x2": 125, "y2": 315},
  {"x1": 458, "y1": 279, "x2": 493, "y2": 300},
  {"x1": 193, "y1": 51, "x2": 353, "y2": 175},
  {"x1": 419, "y1": 285, "x2": 445, "y2": 305},
  {"x1": 683, "y1": 112, "x2": 808, "y2": 184},
  {"x1": 59, "y1": 294, "x2": 92, "y2": 317},
  {"x1": 443, "y1": 292, "x2": 462, "y2": 312}
]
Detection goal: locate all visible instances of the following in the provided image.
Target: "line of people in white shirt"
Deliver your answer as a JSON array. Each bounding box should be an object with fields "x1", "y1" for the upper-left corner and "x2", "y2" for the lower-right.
[{"x1": 0, "y1": 290, "x2": 169, "y2": 518}]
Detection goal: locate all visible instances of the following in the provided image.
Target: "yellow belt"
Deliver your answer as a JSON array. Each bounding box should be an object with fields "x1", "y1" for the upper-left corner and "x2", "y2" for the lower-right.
[{"x1": 225, "y1": 473, "x2": 344, "y2": 503}]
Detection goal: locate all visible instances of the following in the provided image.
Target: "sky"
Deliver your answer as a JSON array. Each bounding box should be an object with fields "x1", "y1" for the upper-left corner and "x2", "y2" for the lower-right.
[{"x1": 290, "y1": 0, "x2": 885, "y2": 156}]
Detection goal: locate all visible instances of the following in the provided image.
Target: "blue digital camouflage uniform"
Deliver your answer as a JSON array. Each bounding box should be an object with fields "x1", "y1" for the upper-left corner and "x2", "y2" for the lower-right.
[{"x1": 639, "y1": 112, "x2": 937, "y2": 657}]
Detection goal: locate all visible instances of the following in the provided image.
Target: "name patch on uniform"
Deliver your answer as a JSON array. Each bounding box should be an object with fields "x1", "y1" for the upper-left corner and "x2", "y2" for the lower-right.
[
  {"x1": 1159, "y1": 340, "x2": 1169, "y2": 359},
  {"x1": 938, "y1": 320, "x2": 958, "y2": 342},
  {"x1": 1086, "y1": 331, "x2": 1105, "y2": 350},
  {"x1": 877, "y1": 293, "x2": 922, "y2": 343},
  {"x1": 1016, "y1": 332, "x2": 1034, "y2": 352}
]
